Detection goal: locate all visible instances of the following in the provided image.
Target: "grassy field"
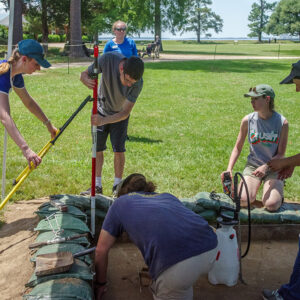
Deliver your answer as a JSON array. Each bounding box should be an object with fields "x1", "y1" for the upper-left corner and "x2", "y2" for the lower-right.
[
  {"x1": 0, "y1": 58, "x2": 299, "y2": 208},
  {"x1": 8, "y1": 40, "x2": 296, "y2": 65},
  {"x1": 159, "y1": 40, "x2": 300, "y2": 57}
]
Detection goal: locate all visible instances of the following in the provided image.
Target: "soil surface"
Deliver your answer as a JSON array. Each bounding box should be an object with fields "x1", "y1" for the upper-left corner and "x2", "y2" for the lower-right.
[{"x1": 0, "y1": 198, "x2": 299, "y2": 300}]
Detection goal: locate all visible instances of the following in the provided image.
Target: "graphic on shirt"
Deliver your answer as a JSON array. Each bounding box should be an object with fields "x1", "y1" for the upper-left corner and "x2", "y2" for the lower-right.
[{"x1": 249, "y1": 129, "x2": 279, "y2": 146}]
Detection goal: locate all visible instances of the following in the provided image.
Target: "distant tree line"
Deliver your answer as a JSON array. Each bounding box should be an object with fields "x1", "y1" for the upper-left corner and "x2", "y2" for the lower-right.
[
  {"x1": 0, "y1": 0, "x2": 298, "y2": 58},
  {"x1": 248, "y1": 0, "x2": 300, "y2": 42},
  {"x1": 0, "y1": 0, "x2": 224, "y2": 49}
]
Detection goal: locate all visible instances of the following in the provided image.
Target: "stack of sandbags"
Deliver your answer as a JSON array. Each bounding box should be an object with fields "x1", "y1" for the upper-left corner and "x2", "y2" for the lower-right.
[{"x1": 23, "y1": 199, "x2": 95, "y2": 299}]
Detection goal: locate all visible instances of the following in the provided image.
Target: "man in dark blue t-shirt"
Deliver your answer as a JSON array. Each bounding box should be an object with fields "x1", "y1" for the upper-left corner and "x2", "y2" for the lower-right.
[{"x1": 94, "y1": 173, "x2": 218, "y2": 300}]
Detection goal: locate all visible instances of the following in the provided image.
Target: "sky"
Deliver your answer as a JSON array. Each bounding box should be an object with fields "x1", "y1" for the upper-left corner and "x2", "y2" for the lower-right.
[
  {"x1": 170, "y1": 0, "x2": 261, "y2": 39},
  {"x1": 0, "y1": 1, "x2": 270, "y2": 39}
]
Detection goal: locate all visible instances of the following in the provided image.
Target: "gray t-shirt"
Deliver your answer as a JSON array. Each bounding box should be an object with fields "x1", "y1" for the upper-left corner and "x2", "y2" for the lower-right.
[
  {"x1": 247, "y1": 111, "x2": 286, "y2": 167},
  {"x1": 88, "y1": 52, "x2": 143, "y2": 116}
]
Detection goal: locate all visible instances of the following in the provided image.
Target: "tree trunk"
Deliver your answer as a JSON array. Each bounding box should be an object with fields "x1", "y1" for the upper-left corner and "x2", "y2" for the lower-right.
[
  {"x1": 154, "y1": 0, "x2": 163, "y2": 51},
  {"x1": 70, "y1": 0, "x2": 85, "y2": 57},
  {"x1": 197, "y1": 4, "x2": 201, "y2": 43},
  {"x1": 13, "y1": 0, "x2": 23, "y2": 46},
  {"x1": 41, "y1": 0, "x2": 48, "y2": 53},
  {"x1": 259, "y1": 0, "x2": 263, "y2": 42},
  {"x1": 196, "y1": 30, "x2": 200, "y2": 43}
]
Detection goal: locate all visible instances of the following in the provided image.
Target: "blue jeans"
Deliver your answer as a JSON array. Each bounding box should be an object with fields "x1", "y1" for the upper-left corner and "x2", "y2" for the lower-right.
[{"x1": 278, "y1": 236, "x2": 300, "y2": 300}]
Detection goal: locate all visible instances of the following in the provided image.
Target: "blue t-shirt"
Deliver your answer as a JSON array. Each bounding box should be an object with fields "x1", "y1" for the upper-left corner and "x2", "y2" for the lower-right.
[
  {"x1": 102, "y1": 192, "x2": 217, "y2": 280},
  {"x1": 103, "y1": 37, "x2": 138, "y2": 58},
  {"x1": 0, "y1": 60, "x2": 25, "y2": 94}
]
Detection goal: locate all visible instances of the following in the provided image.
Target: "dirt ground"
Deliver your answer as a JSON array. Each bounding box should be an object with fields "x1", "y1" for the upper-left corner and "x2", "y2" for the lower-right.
[{"x1": 0, "y1": 198, "x2": 299, "y2": 300}]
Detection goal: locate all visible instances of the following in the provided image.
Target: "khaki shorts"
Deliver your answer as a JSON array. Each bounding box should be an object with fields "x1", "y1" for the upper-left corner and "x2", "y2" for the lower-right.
[
  {"x1": 150, "y1": 247, "x2": 218, "y2": 300},
  {"x1": 243, "y1": 163, "x2": 279, "y2": 182}
]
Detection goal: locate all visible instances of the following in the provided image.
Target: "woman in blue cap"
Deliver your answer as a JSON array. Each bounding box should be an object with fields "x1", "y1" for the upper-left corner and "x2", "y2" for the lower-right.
[{"x1": 0, "y1": 39, "x2": 57, "y2": 168}]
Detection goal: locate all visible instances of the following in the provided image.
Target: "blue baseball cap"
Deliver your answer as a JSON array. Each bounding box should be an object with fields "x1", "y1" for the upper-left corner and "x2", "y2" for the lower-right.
[{"x1": 18, "y1": 39, "x2": 51, "y2": 68}]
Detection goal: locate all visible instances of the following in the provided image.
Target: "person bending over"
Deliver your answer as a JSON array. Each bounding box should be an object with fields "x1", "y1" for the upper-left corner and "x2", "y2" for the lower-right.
[
  {"x1": 80, "y1": 53, "x2": 144, "y2": 195},
  {"x1": 221, "y1": 84, "x2": 288, "y2": 211},
  {"x1": 0, "y1": 39, "x2": 57, "y2": 168},
  {"x1": 94, "y1": 173, "x2": 218, "y2": 300}
]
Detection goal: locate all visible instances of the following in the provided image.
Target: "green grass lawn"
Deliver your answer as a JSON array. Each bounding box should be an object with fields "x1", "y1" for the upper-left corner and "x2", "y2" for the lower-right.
[
  {"x1": 159, "y1": 40, "x2": 300, "y2": 57},
  {"x1": 32, "y1": 40, "x2": 299, "y2": 65},
  {"x1": 0, "y1": 59, "x2": 299, "y2": 208}
]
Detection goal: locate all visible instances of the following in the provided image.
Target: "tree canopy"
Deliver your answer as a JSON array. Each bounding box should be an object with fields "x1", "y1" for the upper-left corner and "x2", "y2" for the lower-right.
[
  {"x1": 266, "y1": 0, "x2": 300, "y2": 40},
  {"x1": 247, "y1": 0, "x2": 276, "y2": 42},
  {"x1": 176, "y1": 0, "x2": 223, "y2": 43}
]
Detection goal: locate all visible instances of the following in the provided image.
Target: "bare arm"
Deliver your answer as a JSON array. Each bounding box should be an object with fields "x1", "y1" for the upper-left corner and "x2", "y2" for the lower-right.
[
  {"x1": 253, "y1": 119, "x2": 289, "y2": 178},
  {"x1": 272, "y1": 119, "x2": 289, "y2": 160},
  {"x1": 268, "y1": 152, "x2": 299, "y2": 180},
  {"x1": 13, "y1": 87, "x2": 57, "y2": 139},
  {"x1": 80, "y1": 69, "x2": 96, "y2": 90},
  {"x1": 221, "y1": 116, "x2": 248, "y2": 180},
  {"x1": 0, "y1": 93, "x2": 41, "y2": 167},
  {"x1": 91, "y1": 100, "x2": 135, "y2": 126},
  {"x1": 95, "y1": 229, "x2": 116, "y2": 300},
  {"x1": 271, "y1": 154, "x2": 300, "y2": 169}
]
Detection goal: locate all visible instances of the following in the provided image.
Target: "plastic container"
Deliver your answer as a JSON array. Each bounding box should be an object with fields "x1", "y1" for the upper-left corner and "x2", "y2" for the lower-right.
[{"x1": 208, "y1": 224, "x2": 239, "y2": 287}]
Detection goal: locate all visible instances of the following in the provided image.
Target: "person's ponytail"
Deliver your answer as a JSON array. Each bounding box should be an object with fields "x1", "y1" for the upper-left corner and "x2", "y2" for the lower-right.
[{"x1": 0, "y1": 48, "x2": 21, "y2": 75}]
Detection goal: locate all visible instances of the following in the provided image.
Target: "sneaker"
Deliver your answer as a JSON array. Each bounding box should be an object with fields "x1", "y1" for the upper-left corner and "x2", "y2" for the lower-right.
[
  {"x1": 80, "y1": 186, "x2": 103, "y2": 196},
  {"x1": 262, "y1": 289, "x2": 284, "y2": 300}
]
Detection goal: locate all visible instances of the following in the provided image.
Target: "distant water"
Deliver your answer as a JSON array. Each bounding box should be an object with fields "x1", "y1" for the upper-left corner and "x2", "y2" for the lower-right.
[{"x1": 99, "y1": 36, "x2": 296, "y2": 41}]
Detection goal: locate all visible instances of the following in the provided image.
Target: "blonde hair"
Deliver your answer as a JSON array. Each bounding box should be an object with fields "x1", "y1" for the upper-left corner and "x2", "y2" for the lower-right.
[
  {"x1": 0, "y1": 48, "x2": 22, "y2": 75},
  {"x1": 112, "y1": 20, "x2": 127, "y2": 32}
]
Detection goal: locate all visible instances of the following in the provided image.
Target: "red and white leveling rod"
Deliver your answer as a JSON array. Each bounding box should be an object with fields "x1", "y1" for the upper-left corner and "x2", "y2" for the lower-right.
[{"x1": 91, "y1": 42, "x2": 99, "y2": 236}]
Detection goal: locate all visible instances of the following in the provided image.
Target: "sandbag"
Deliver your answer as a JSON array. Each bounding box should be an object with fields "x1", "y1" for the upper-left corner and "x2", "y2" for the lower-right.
[
  {"x1": 33, "y1": 230, "x2": 90, "y2": 247},
  {"x1": 23, "y1": 278, "x2": 93, "y2": 300},
  {"x1": 30, "y1": 243, "x2": 92, "y2": 265},
  {"x1": 50, "y1": 194, "x2": 113, "y2": 211},
  {"x1": 195, "y1": 192, "x2": 235, "y2": 210},
  {"x1": 34, "y1": 214, "x2": 90, "y2": 233},
  {"x1": 85, "y1": 209, "x2": 107, "y2": 219},
  {"x1": 26, "y1": 259, "x2": 93, "y2": 288},
  {"x1": 182, "y1": 198, "x2": 205, "y2": 213},
  {"x1": 35, "y1": 204, "x2": 87, "y2": 222}
]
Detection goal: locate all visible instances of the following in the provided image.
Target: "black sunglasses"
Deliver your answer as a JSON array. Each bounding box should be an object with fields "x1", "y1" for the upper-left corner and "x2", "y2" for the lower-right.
[{"x1": 114, "y1": 27, "x2": 126, "y2": 32}]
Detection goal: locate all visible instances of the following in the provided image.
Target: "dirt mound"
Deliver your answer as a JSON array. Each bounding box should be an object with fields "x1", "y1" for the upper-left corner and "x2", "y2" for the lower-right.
[{"x1": 0, "y1": 198, "x2": 47, "y2": 300}]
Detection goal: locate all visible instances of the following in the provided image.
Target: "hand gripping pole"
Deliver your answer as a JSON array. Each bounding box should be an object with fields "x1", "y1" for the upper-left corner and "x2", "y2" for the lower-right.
[{"x1": 0, "y1": 95, "x2": 92, "y2": 211}]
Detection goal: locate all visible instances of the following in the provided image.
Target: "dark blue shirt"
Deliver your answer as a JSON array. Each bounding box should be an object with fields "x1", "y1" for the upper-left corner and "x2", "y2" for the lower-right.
[
  {"x1": 102, "y1": 192, "x2": 217, "y2": 280},
  {"x1": 0, "y1": 60, "x2": 25, "y2": 94}
]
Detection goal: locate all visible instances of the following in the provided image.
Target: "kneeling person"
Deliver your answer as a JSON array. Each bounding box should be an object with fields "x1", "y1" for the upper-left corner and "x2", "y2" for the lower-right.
[{"x1": 94, "y1": 173, "x2": 218, "y2": 300}]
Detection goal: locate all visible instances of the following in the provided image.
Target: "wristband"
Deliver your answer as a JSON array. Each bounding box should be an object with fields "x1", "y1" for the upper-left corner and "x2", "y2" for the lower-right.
[{"x1": 44, "y1": 119, "x2": 51, "y2": 126}]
